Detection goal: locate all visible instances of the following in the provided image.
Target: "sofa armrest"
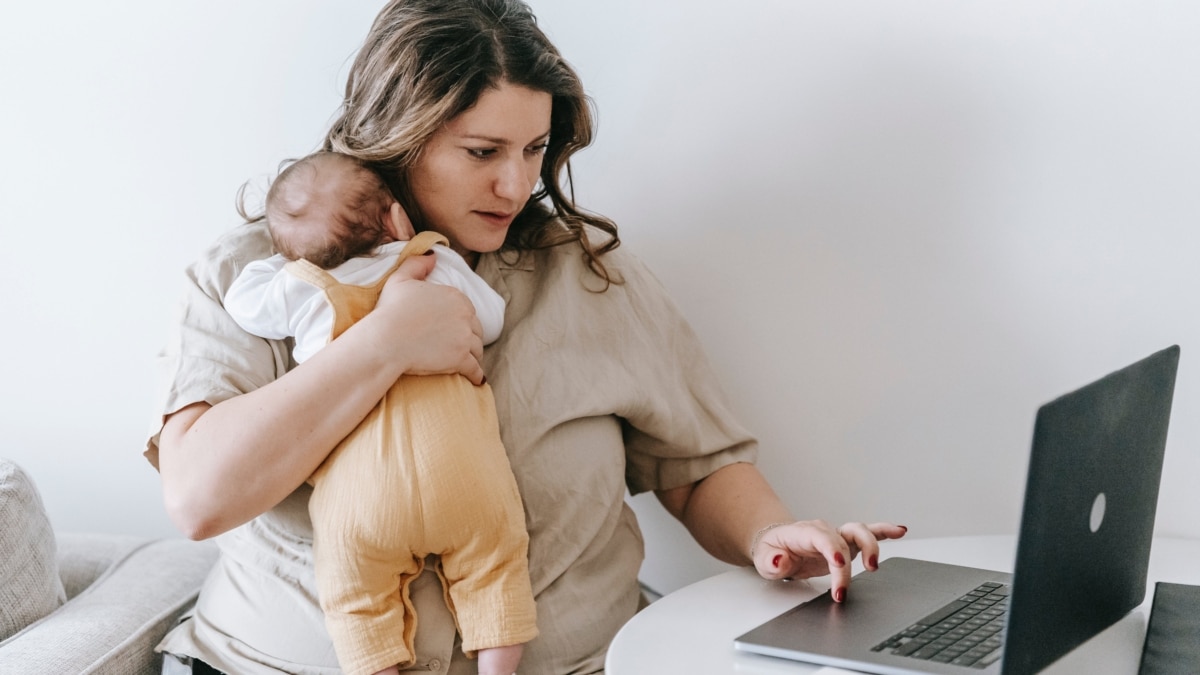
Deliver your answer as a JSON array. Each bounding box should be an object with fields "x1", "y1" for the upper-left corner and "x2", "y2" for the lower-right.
[
  {"x1": 0, "y1": 536, "x2": 218, "y2": 675},
  {"x1": 57, "y1": 532, "x2": 154, "y2": 600}
]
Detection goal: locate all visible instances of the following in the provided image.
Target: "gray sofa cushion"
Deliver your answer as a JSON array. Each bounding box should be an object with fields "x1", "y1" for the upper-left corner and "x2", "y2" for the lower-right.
[
  {"x1": 0, "y1": 458, "x2": 66, "y2": 641},
  {"x1": 0, "y1": 458, "x2": 220, "y2": 674},
  {"x1": 0, "y1": 534, "x2": 219, "y2": 675}
]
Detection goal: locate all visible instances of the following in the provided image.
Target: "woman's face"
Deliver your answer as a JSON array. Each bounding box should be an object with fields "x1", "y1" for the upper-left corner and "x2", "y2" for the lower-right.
[{"x1": 409, "y1": 81, "x2": 553, "y2": 258}]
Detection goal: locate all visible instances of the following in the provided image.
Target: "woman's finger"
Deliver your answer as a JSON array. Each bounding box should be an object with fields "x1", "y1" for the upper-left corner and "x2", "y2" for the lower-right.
[
  {"x1": 837, "y1": 521, "x2": 882, "y2": 571},
  {"x1": 869, "y1": 522, "x2": 909, "y2": 542},
  {"x1": 816, "y1": 531, "x2": 853, "y2": 603},
  {"x1": 389, "y1": 251, "x2": 436, "y2": 282}
]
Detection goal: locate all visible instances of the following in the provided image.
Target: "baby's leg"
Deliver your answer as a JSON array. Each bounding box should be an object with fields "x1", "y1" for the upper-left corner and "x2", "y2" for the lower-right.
[
  {"x1": 434, "y1": 479, "x2": 538, "y2": 660},
  {"x1": 476, "y1": 644, "x2": 523, "y2": 675},
  {"x1": 310, "y1": 433, "x2": 425, "y2": 675}
]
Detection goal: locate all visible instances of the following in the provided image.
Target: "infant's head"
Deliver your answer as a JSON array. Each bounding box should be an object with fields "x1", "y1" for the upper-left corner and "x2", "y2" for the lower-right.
[{"x1": 266, "y1": 151, "x2": 408, "y2": 269}]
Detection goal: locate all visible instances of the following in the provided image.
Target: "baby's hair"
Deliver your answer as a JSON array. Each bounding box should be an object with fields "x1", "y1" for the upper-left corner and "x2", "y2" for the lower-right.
[{"x1": 265, "y1": 151, "x2": 397, "y2": 269}]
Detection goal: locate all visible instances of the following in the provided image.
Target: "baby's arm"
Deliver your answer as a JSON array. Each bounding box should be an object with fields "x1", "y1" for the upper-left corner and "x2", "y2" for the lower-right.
[{"x1": 223, "y1": 255, "x2": 302, "y2": 339}]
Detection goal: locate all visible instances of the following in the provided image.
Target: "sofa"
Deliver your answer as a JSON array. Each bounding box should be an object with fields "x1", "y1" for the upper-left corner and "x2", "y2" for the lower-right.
[{"x1": 0, "y1": 459, "x2": 218, "y2": 675}]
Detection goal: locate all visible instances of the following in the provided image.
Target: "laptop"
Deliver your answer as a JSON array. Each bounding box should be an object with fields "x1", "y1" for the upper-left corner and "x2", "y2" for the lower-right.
[{"x1": 734, "y1": 345, "x2": 1180, "y2": 675}]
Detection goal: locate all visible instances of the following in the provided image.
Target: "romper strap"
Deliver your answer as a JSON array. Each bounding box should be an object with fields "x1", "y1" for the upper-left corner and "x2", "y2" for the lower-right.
[
  {"x1": 395, "y1": 231, "x2": 451, "y2": 262},
  {"x1": 361, "y1": 230, "x2": 451, "y2": 293},
  {"x1": 283, "y1": 258, "x2": 339, "y2": 290}
]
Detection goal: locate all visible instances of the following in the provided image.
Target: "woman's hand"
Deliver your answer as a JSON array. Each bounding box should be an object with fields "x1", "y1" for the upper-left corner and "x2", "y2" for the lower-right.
[
  {"x1": 656, "y1": 464, "x2": 906, "y2": 605},
  {"x1": 371, "y1": 253, "x2": 485, "y2": 384},
  {"x1": 751, "y1": 520, "x2": 908, "y2": 602}
]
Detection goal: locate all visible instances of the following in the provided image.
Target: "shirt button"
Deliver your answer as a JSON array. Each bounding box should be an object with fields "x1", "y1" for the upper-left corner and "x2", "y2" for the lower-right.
[{"x1": 428, "y1": 658, "x2": 442, "y2": 670}]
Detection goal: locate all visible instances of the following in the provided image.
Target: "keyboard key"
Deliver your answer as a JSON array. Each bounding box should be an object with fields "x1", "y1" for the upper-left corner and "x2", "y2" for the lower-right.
[
  {"x1": 915, "y1": 600, "x2": 971, "y2": 626},
  {"x1": 895, "y1": 637, "x2": 934, "y2": 656}
]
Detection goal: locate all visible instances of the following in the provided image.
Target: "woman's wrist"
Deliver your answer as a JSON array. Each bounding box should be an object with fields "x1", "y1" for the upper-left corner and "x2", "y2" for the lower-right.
[
  {"x1": 749, "y1": 521, "x2": 792, "y2": 561},
  {"x1": 346, "y1": 306, "x2": 419, "y2": 380}
]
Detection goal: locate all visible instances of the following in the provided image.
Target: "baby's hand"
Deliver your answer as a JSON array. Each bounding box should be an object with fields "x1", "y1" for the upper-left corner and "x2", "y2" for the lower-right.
[{"x1": 387, "y1": 201, "x2": 416, "y2": 240}]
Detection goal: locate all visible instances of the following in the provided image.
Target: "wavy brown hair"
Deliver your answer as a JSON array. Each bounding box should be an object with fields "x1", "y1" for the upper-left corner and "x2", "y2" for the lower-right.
[{"x1": 324, "y1": 0, "x2": 620, "y2": 284}]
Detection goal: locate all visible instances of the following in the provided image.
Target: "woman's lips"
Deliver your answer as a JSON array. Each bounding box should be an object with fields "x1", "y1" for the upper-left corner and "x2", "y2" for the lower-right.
[{"x1": 475, "y1": 210, "x2": 517, "y2": 227}]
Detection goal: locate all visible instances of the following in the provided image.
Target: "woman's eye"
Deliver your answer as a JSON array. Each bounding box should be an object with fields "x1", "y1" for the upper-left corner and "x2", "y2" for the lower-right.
[
  {"x1": 467, "y1": 147, "x2": 496, "y2": 159},
  {"x1": 526, "y1": 143, "x2": 549, "y2": 156}
]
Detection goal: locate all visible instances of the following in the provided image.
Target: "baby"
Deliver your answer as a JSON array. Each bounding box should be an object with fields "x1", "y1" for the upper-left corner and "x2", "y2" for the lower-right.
[{"x1": 224, "y1": 151, "x2": 537, "y2": 675}]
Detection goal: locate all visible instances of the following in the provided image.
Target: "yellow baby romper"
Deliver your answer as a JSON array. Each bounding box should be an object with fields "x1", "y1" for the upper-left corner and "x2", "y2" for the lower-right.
[{"x1": 293, "y1": 232, "x2": 538, "y2": 675}]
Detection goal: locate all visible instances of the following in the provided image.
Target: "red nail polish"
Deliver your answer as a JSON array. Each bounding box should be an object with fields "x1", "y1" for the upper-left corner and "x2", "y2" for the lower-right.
[
  {"x1": 834, "y1": 552, "x2": 846, "y2": 566},
  {"x1": 869, "y1": 555, "x2": 878, "y2": 569},
  {"x1": 834, "y1": 588, "x2": 846, "y2": 603},
  {"x1": 772, "y1": 554, "x2": 782, "y2": 568},
  {"x1": 481, "y1": 376, "x2": 488, "y2": 386}
]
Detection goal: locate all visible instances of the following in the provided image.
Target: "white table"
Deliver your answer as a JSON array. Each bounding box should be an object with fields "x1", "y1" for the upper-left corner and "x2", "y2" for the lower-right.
[{"x1": 606, "y1": 535, "x2": 1200, "y2": 674}]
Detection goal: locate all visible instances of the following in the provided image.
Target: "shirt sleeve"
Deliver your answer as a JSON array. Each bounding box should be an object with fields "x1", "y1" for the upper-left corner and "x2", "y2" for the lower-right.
[
  {"x1": 223, "y1": 255, "x2": 296, "y2": 340},
  {"x1": 597, "y1": 248, "x2": 759, "y2": 494},
  {"x1": 144, "y1": 221, "x2": 291, "y2": 469}
]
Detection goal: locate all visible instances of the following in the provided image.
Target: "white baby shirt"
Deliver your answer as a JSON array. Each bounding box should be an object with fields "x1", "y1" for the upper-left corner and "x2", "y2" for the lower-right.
[{"x1": 224, "y1": 240, "x2": 505, "y2": 363}]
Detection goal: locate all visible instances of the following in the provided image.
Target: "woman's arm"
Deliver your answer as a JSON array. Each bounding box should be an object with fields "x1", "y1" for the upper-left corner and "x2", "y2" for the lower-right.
[
  {"x1": 655, "y1": 462, "x2": 792, "y2": 566},
  {"x1": 656, "y1": 461, "x2": 906, "y2": 602},
  {"x1": 159, "y1": 255, "x2": 485, "y2": 540}
]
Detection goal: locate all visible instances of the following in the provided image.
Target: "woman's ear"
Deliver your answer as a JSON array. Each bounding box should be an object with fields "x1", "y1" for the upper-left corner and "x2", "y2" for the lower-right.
[{"x1": 387, "y1": 201, "x2": 416, "y2": 240}]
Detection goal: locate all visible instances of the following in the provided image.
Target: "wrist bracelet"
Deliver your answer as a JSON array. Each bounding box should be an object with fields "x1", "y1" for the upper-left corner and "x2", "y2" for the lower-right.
[{"x1": 749, "y1": 522, "x2": 791, "y2": 560}]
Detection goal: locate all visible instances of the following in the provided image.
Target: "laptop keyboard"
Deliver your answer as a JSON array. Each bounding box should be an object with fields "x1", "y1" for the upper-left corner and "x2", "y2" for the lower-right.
[{"x1": 870, "y1": 581, "x2": 1009, "y2": 669}]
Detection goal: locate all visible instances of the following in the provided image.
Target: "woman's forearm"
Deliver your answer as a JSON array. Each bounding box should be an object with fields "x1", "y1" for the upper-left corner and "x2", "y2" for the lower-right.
[
  {"x1": 158, "y1": 257, "x2": 483, "y2": 539},
  {"x1": 157, "y1": 254, "x2": 484, "y2": 538},
  {"x1": 656, "y1": 461, "x2": 794, "y2": 566},
  {"x1": 159, "y1": 309, "x2": 415, "y2": 540}
]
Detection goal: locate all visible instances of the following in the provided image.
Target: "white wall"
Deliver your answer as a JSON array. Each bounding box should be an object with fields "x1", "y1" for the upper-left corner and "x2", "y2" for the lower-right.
[{"x1": 2, "y1": 1, "x2": 1197, "y2": 596}]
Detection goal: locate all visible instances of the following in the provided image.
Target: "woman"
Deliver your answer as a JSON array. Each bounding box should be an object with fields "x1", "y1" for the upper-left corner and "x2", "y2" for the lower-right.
[{"x1": 149, "y1": 1, "x2": 905, "y2": 673}]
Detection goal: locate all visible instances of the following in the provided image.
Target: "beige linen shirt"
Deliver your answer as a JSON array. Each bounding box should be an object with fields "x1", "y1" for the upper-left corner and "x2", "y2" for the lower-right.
[{"x1": 146, "y1": 219, "x2": 757, "y2": 674}]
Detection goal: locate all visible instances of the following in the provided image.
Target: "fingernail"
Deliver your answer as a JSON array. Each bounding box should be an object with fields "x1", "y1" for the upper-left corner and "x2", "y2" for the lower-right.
[
  {"x1": 834, "y1": 588, "x2": 846, "y2": 603},
  {"x1": 899, "y1": 525, "x2": 908, "y2": 533},
  {"x1": 481, "y1": 376, "x2": 488, "y2": 386},
  {"x1": 771, "y1": 554, "x2": 782, "y2": 568},
  {"x1": 422, "y1": 249, "x2": 436, "y2": 256},
  {"x1": 869, "y1": 554, "x2": 878, "y2": 570},
  {"x1": 834, "y1": 552, "x2": 846, "y2": 567}
]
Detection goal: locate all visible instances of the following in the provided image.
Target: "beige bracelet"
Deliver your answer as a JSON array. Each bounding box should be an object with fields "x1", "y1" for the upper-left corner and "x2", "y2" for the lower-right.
[{"x1": 749, "y1": 522, "x2": 791, "y2": 560}]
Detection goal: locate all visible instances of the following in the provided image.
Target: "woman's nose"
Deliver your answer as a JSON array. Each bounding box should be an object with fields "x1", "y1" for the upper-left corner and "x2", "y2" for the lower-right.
[{"x1": 494, "y1": 157, "x2": 533, "y2": 202}]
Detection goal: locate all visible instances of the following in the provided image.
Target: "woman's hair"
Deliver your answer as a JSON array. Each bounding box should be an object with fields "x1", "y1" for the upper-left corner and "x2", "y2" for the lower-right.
[
  {"x1": 264, "y1": 152, "x2": 396, "y2": 269},
  {"x1": 324, "y1": 0, "x2": 620, "y2": 284}
]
